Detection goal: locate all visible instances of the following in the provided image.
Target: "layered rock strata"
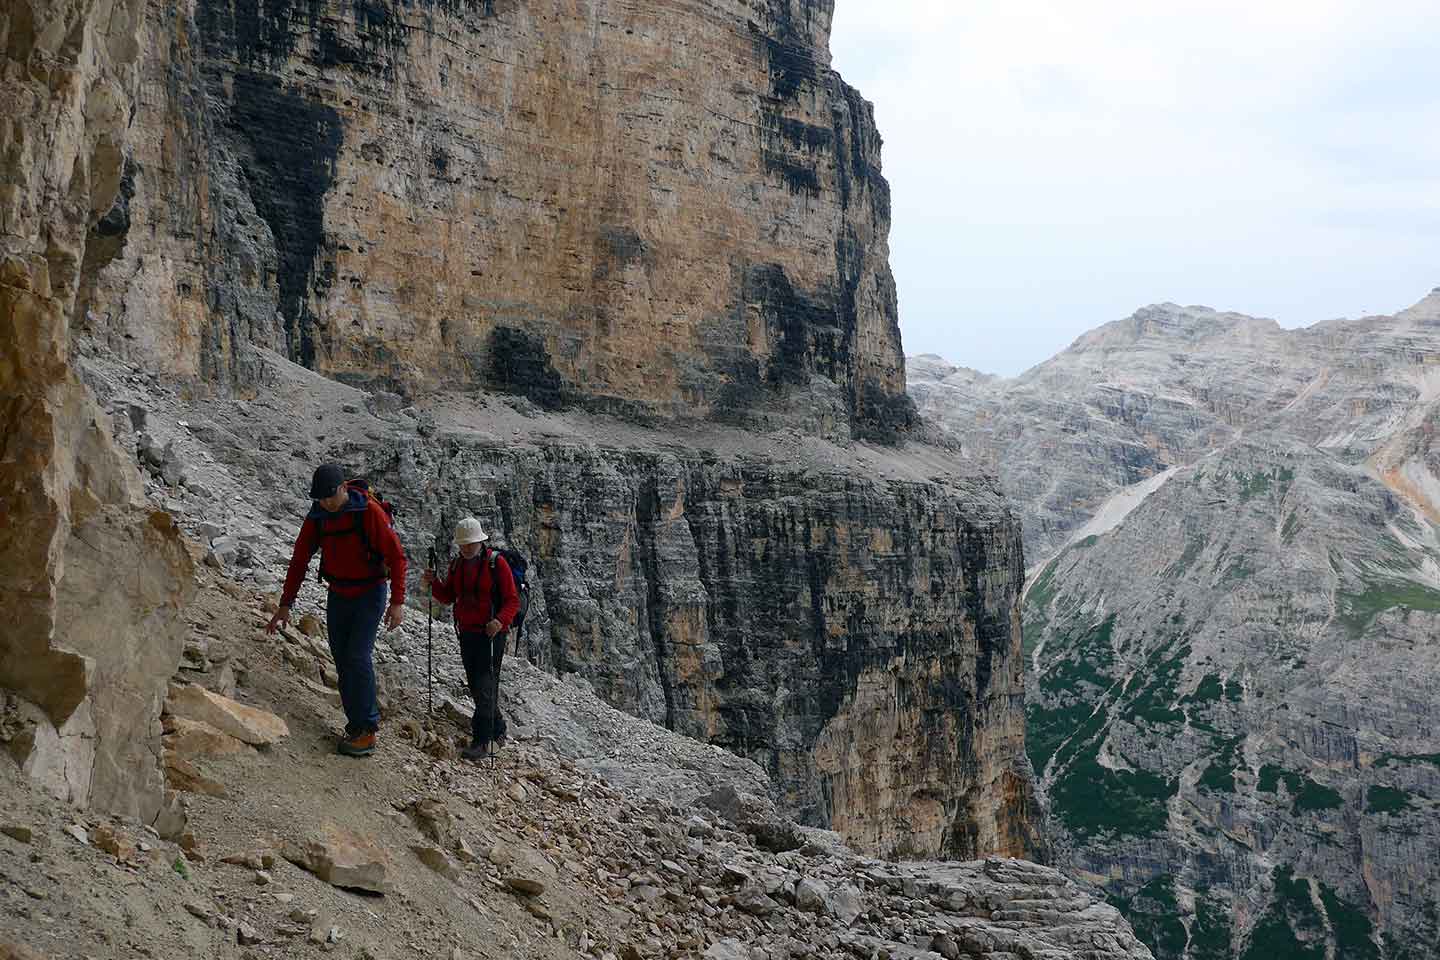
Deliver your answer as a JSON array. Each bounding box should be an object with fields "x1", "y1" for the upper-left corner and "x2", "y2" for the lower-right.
[
  {"x1": 75, "y1": 0, "x2": 914, "y2": 439},
  {"x1": 0, "y1": 0, "x2": 193, "y2": 828},
  {"x1": 82, "y1": 347, "x2": 1041, "y2": 862}
]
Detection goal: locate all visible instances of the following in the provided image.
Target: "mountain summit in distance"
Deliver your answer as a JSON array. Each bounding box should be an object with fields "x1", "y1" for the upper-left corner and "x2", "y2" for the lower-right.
[{"x1": 912, "y1": 288, "x2": 1440, "y2": 960}]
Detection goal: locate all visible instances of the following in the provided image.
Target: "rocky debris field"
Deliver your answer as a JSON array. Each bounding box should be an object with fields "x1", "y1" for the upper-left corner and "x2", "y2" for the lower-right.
[{"x1": 0, "y1": 529, "x2": 1151, "y2": 960}]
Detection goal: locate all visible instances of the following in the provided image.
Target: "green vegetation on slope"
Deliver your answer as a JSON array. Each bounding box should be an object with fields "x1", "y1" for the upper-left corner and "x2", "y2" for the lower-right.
[
  {"x1": 1110, "y1": 876, "x2": 1187, "y2": 960},
  {"x1": 1049, "y1": 748, "x2": 1177, "y2": 840},
  {"x1": 1337, "y1": 578, "x2": 1440, "y2": 633},
  {"x1": 1257, "y1": 764, "x2": 1344, "y2": 814},
  {"x1": 1366, "y1": 784, "x2": 1414, "y2": 814},
  {"x1": 1198, "y1": 737, "x2": 1244, "y2": 794},
  {"x1": 1240, "y1": 867, "x2": 1326, "y2": 960}
]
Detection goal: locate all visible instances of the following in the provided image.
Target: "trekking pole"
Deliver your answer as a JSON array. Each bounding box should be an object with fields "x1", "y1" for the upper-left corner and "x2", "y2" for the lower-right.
[{"x1": 426, "y1": 545, "x2": 436, "y2": 719}]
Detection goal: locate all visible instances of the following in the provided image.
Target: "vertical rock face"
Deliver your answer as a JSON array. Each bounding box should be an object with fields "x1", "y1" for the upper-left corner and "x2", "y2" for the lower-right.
[
  {"x1": 7, "y1": 0, "x2": 1035, "y2": 865},
  {"x1": 0, "y1": 0, "x2": 193, "y2": 825},
  {"x1": 76, "y1": 0, "x2": 913, "y2": 439},
  {"x1": 374, "y1": 425, "x2": 1041, "y2": 860}
]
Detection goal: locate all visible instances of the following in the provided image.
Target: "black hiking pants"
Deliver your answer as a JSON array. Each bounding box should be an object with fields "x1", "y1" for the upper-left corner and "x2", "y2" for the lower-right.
[{"x1": 458, "y1": 629, "x2": 507, "y2": 746}]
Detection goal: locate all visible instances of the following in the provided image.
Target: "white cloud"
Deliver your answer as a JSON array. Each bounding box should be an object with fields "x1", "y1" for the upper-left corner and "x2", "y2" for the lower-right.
[{"x1": 831, "y1": 1, "x2": 1440, "y2": 375}]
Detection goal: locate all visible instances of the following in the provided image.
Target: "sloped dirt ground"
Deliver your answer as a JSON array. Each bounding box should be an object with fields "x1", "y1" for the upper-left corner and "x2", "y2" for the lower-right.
[{"x1": 0, "y1": 556, "x2": 1153, "y2": 960}]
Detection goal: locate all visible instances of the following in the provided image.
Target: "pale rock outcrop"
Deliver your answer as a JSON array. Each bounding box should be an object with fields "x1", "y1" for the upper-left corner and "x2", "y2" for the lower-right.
[
  {"x1": 283, "y1": 829, "x2": 391, "y2": 894},
  {"x1": 0, "y1": 0, "x2": 193, "y2": 829},
  {"x1": 165, "y1": 682, "x2": 289, "y2": 746}
]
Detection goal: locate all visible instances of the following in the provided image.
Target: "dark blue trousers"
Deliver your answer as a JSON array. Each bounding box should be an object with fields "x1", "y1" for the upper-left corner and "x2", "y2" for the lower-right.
[{"x1": 326, "y1": 584, "x2": 386, "y2": 734}]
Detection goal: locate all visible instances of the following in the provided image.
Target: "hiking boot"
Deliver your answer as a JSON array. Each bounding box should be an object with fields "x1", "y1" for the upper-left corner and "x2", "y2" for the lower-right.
[
  {"x1": 338, "y1": 731, "x2": 377, "y2": 757},
  {"x1": 461, "y1": 740, "x2": 490, "y2": 762},
  {"x1": 493, "y1": 731, "x2": 507, "y2": 749}
]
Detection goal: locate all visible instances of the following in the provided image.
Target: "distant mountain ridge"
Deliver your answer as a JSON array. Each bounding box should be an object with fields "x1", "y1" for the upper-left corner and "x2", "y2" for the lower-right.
[{"x1": 910, "y1": 290, "x2": 1440, "y2": 960}]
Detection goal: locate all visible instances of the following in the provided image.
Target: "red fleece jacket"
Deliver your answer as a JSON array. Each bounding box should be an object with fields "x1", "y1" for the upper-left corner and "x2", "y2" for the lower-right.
[
  {"x1": 430, "y1": 549, "x2": 520, "y2": 632},
  {"x1": 280, "y1": 491, "x2": 407, "y2": 608}
]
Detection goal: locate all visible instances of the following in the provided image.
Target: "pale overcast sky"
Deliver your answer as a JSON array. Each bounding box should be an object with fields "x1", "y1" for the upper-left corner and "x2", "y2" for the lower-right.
[{"x1": 829, "y1": 1, "x2": 1440, "y2": 376}]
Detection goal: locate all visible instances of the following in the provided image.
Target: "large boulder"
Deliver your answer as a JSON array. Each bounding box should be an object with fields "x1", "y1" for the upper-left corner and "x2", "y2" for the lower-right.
[{"x1": 283, "y1": 829, "x2": 389, "y2": 895}]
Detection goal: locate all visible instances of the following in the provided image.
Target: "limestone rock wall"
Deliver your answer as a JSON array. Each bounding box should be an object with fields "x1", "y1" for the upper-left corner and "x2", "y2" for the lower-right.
[
  {"x1": 385, "y1": 434, "x2": 1040, "y2": 860},
  {"x1": 76, "y1": 0, "x2": 913, "y2": 439},
  {"x1": 0, "y1": 0, "x2": 194, "y2": 827}
]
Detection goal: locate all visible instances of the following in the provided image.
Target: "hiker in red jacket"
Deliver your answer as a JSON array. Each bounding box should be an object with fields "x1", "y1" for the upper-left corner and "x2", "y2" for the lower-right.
[
  {"x1": 423, "y1": 517, "x2": 520, "y2": 761},
  {"x1": 267, "y1": 464, "x2": 407, "y2": 757}
]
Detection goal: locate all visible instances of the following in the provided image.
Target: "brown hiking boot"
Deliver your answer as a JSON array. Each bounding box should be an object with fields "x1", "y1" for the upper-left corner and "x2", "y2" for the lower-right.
[{"x1": 338, "y1": 731, "x2": 376, "y2": 757}]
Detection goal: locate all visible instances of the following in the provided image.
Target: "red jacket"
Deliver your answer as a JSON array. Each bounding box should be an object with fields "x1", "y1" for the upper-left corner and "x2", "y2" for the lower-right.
[
  {"x1": 431, "y1": 549, "x2": 520, "y2": 632},
  {"x1": 280, "y1": 490, "x2": 407, "y2": 608}
]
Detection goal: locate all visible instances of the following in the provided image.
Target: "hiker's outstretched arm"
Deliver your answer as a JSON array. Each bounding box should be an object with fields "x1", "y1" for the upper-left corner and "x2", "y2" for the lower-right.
[
  {"x1": 368, "y1": 502, "x2": 407, "y2": 607},
  {"x1": 430, "y1": 566, "x2": 456, "y2": 605},
  {"x1": 279, "y1": 519, "x2": 319, "y2": 609},
  {"x1": 494, "y1": 556, "x2": 521, "y2": 628}
]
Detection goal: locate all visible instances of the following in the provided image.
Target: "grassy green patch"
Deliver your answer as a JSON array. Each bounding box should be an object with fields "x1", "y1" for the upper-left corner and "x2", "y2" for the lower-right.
[
  {"x1": 1050, "y1": 746, "x2": 1177, "y2": 840},
  {"x1": 1167, "y1": 537, "x2": 1205, "y2": 578},
  {"x1": 1123, "y1": 641, "x2": 1189, "y2": 727},
  {"x1": 1189, "y1": 896, "x2": 1234, "y2": 960},
  {"x1": 1183, "y1": 674, "x2": 1224, "y2": 705},
  {"x1": 1026, "y1": 559, "x2": 1063, "y2": 616},
  {"x1": 1075, "y1": 535, "x2": 1100, "y2": 548},
  {"x1": 1224, "y1": 678, "x2": 1244, "y2": 702},
  {"x1": 1220, "y1": 557, "x2": 1255, "y2": 582},
  {"x1": 1375, "y1": 752, "x2": 1440, "y2": 770},
  {"x1": 1257, "y1": 764, "x2": 1344, "y2": 814},
  {"x1": 1037, "y1": 616, "x2": 1117, "y2": 695},
  {"x1": 1240, "y1": 867, "x2": 1325, "y2": 960},
  {"x1": 1027, "y1": 699, "x2": 1095, "y2": 774},
  {"x1": 1198, "y1": 737, "x2": 1244, "y2": 794},
  {"x1": 1111, "y1": 876, "x2": 1188, "y2": 960},
  {"x1": 1337, "y1": 578, "x2": 1440, "y2": 633},
  {"x1": 1281, "y1": 511, "x2": 1301, "y2": 543},
  {"x1": 1366, "y1": 784, "x2": 1414, "y2": 814},
  {"x1": 1318, "y1": 884, "x2": 1380, "y2": 960}
]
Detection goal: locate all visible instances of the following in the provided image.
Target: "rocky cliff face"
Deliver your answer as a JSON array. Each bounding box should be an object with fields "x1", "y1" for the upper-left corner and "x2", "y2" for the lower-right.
[
  {"x1": 916, "y1": 294, "x2": 1440, "y2": 958},
  {"x1": 74, "y1": 0, "x2": 913, "y2": 440},
  {"x1": 0, "y1": 0, "x2": 194, "y2": 830},
  {"x1": 78, "y1": 345, "x2": 1041, "y2": 862},
  {"x1": 3, "y1": 0, "x2": 1041, "y2": 866},
  {"x1": 909, "y1": 305, "x2": 1315, "y2": 560}
]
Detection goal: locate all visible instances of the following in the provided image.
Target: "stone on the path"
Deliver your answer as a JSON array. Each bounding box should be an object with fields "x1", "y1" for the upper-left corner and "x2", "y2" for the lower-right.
[
  {"x1": 411, "y1": 844, "x2": 460, "y2": 881},
  {"x1": 297, "y1": 613, "x2": 323, "y2": 637},
  {"x1": 163, "y1": 716, "x2": 253, "y2": 759},
  {"x1": 830, "y1": 884, "x2": 863, "y2": 926},
  {"x1": 734, "y1": 885, "x2": 777, "y2": 917},
  {"x1": 794, "y1": 877, "x2": 829, "y2": 915},
  {"x1": 92, "y1": 824, "x2": 136, "y2": 861},
  {"x1": 1, "y1": 825, "x2": 34, "y2": 844},
  {"x1": 704, "y1": 941, "x2": 752, "y2": 960},
  {"x1": 166, "y1": 682, "x2": 289, "y2": 746},
  {"x1": 164, "y1": 757, "x2": 229, "y2": 797},
  {"x1": 65, "y1": 824, "x2": 90, "y2": 844},
  {"x1": 283, "y1": 831, "x2": 389, "y2": 895},
  {"x1": 504, "y1": 846, "x2": 555, "y2": 896}
]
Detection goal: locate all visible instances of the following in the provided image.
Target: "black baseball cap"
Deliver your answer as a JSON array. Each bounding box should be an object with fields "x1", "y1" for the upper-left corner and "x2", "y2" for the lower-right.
[{"x1": 309, "y1": 463, "x2": 346, "y2": 500}]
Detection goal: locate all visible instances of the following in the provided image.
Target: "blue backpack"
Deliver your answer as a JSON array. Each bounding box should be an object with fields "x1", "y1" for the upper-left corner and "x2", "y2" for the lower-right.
[{"x1": 487, "y1": 548, "x2": 530, "y2": 630}]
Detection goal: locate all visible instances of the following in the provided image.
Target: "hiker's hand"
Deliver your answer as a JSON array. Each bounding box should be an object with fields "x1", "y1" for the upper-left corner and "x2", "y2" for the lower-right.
[
  {"x1": 384, "y1": 604, "x2": 405, "y2": 631},
  {"x1": 265, "y1": 606, "x2": 290, "y2": 635},
  {"x1": 485, "y1": 618, "x2": 503, "y2": 638},
  {"x1": 421, "y1": 569, "x2": 435, "y2": 588}
]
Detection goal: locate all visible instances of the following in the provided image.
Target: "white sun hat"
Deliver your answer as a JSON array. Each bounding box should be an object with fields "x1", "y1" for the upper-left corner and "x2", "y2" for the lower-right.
[{"x1": 453, "y1": 517, "x2": 489, "y2": 545}]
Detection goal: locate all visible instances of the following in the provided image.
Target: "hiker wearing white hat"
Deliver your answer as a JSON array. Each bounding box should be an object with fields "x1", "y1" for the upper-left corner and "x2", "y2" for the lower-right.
[{"x1": 423, "y1": 517, "x2": 520, "y2": 760}]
